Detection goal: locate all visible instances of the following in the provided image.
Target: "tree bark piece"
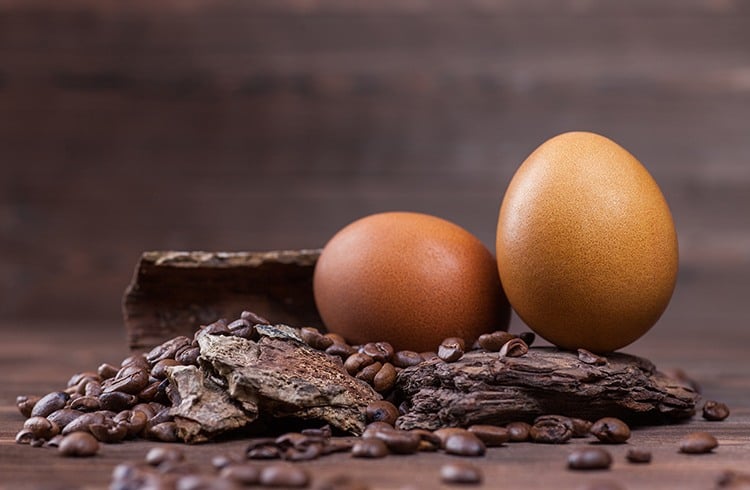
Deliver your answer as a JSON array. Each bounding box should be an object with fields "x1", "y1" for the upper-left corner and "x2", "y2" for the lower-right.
[{"x1": 395, "y1": 347, "x2": 699, "y2": 430}]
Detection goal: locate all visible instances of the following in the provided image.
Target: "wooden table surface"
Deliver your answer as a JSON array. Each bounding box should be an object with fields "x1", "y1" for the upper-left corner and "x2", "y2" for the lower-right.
[{"x1": 2, "y1": 266, "x2": 749, "y2": 490}]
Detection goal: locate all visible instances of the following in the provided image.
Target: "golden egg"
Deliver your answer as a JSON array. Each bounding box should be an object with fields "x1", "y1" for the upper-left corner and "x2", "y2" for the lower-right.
[{"x1": 496, "y1": 132, "x2": 678, "y2": 352}]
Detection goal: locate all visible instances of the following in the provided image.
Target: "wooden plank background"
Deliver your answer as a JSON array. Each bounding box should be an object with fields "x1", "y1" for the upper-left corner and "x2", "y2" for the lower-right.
[{"x1": 1, "y1": 0, "x2": 749, "y2": 326}]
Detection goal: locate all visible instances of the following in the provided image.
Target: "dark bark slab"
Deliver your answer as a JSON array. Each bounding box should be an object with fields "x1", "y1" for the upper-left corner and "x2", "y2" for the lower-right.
[{"x1": 395, "y1": 347, "x2": 699, "y2": 430}]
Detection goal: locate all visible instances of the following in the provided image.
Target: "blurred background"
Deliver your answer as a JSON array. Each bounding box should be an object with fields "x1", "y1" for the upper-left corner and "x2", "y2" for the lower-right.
[{"x1": 2, "y1": 0, "x2": 749, "y2": 341}]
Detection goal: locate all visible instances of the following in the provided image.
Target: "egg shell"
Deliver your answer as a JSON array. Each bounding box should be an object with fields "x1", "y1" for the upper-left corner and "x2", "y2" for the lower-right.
[
  {"x1": 314, "y1": 212, "x2": 510, "y2": 352},
  {"x1": 496, "y1": 131, "x2": 678, "y2": 353}
]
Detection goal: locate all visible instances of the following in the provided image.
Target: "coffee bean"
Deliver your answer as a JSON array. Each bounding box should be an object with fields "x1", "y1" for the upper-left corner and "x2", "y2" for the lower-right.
[
  {"x1": 89, "y1": 420, "x2": 128, "y2": 443},
  {"x1": 578, "y1": 348, "x2": 607, "y2": 366},
  {"x1": 530, "y1": 415, "x2": 573, "y2": 444},
  {"x1": 70, "y1": 395, "x2": 101, "y2": 412},
  {"x1": 590, "y1": 417, "x2": 631, "y2": 444},
  {"x1": 152, "y1": 359, "x2": 180, "y2": 380},
  {"x1": 67, "y1": 372, "x2": 101, "y2": 388},
  {"x1": 300, "y1": 327, "x2": 334, "y2": 350},
  {"x1": 518, "y1": 331, "x2": 536, "y2": 347},
  {"x1": 444, "y1": 432, "x2": 486, "y2": 457},
  {"x1": 47, "y1": 409, "x2": 84, "y2": 430},
  {"x1": 259, "y1": 463, "x2": 310, "y2": 487},
  {"x1": 365, "y1": 421, "x2": 394, "y2": 434},
  {"x1": 392, "y1": 350, "x2": 422, "y2": 368},
  {"x1": 46, "y1": 434, "x2": 64, "y2": 448},
  {"x1": 679, "y1": 432, "x2": 718, "y2": 454},
  {"x1": 366, "y1": 401, "x2": 400, "y2": 426},
  {"x1": 361, "y1": 342, "x2": 395, "y2": 363},
  {"x1": 99, "y1": 391, "x2": 138, "y2": 412},
  {"x1": 220, "y1": 463, "x2": 261, "y2": 485},
  {"x1": 120, "y1": 354, "x2": 149, "y2": 369},
  {"x1": 570, "y1": 418, "x2": 593, "y2": 438},
  {"x1": 97, "y1": 363, "x2": 120, "y2": 379},
  {"x1": 23, "y1": 416, "x2": 60, "y2": 439},
  {"x1": 499, "y1": 338, "x2": 528, "y2": 357},
  {"x1": 147, "y1": 336, "x2": 192, "y2": 365},
  {"x1": 477, "y1": 331, "x2": 515, "y2": 352},
  {"x1": 114, "y1": 410, "x2": 148, "y2": 438},
  {"x1": 344, "y1": 353, "x2": 375, "y2": 376},
  {"x1": 147, "y1": 422, "x2": 179, "y2": 442},
  {"x1": 322, "y1": 437, "x2": 356, "y2": 455},
  {"x1": 702, "y1": 400, "x2": 730, "y2": 421},
  {"x1": 15, "y1": 429, "x2": 34, "y2": 445},
  {"x1": 59, "y1": 432, "x2": 99, "y2": 457},
  {"x1": 241, "y1": 310, "x2": 269, "y2": 324},
  {"x1": 132, "y1": 403, "x2": 157, "y2": 419},
  {"x1": 506, "y1": 422, "x2": 531, "y2": 442},
  {"x1": 301, "y1": 425, "x2": 332, "y2": 438},
  {"x1": 351, "y1": 438, "x2": 389, "y2": 458},
  {"x1": 105, "y1": 365, "x2": 150, "y2": 395},
  {"x1": 84, "y1": 381, "x2": 103, "y2": 397},
  {"x1": 31, "y1": 391, "x2": 69, "y2": 418},
  {"x1": 410, "y1": 429, "x2": 441, "y2": 452},
  {"x1": 420, "y1": 351, "x2": 439, "y2": 362},
  {"x1": 440, "y1": 462, "x2": 483, "y2": 484},
  {"x1": 432, "y1": 427, "x2": 469, "y2": 448},
  {"x1": 626, "y1": 448, "x2": 652, "y2": 463},
  {"x1": 176, "y1": 475, "x2": 236, "y2": 490},
  {"x1": 175, "y1": 346, "x2": 201, "y2": 366},
  {"x1": 146, "y1": 446, "x2": 185, "y2": 466},
  {"x1": 62, "y1": 411, "x2": 107, "y2": 435},
  {"x1": 372, "y1": 363, "x2": 397, "y2": 393},
  {"x1": 366, "y1": 428, "x2": 421, "y2": 454},
  {"x1": 201, "y1": 319, "x2": 232, "y2": 337},
  {"x1": 356, "y1": 362, "x2": 383, "y2": 384},
  {"x1": 247, "y1": 438, "x2": 282, "y2": 460},
  {"x1": 567, "y1": 447, "x2": 613, "y2": 470},
  {"x1": 16, "y1": 395, "x2": 40, "y2": 418},
  {"x1": 325, "y1": 342, "x2": 356, "y2": 359},
  {"x1": 716, "y1": 469, "x2": 750, "y2": 488},
  {"x1": 438, "y1": 337, "x2": 465, "y2": 362},
  {"x1": 467, "y1": 425, "x2": 509, "y2": 446}
]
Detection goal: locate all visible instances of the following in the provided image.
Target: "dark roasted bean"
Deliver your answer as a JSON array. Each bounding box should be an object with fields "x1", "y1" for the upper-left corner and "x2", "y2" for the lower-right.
[
  {"x1": 23, "y1": 416, "x2": 60, "y2": 439},
  {"x1": 201, "y1": 319, "x2": 232, "y2": 337},
  {"x1": 146, "y1": 446, "x2": 185, "y2": 466},
  {"x1": 444, "y1": 432, "x2": 486, "y2": 457},
  {"x1": 176, "y1": 346, "x2": 201, "y2": 366},
  {"x1": 365, "y1": 421, "x2": 394, "y2": 434},
  {"x1": 361, "y1": 342, "x2": 395, "y2": 363},
  {"x1": 259, "y1": 463, "x2": 310, "y2": 487},
  {"x1": 703, "y1": 400, "x2": 730, "y2": 421},
  {"x1": 344, "y1": 353, "x2": 375, "y2": 376},
  {"x1": 247, "y1": 438, "x2": 281, "y2": 460},
  {"x1": 90, "y1": 420, "x2": 128, "y2": 443},
  {"x1": 372, "y1": 363, "x2": 397, "y2": 392},
  {"x1": 351, "y1": 438, "x2": 389, "y2": 458},
  {"x1": 578, "y1": 348, "x2": 607, "y2": 366},
  {"x1": 392, "y1": 350, "x2": 423, "y2": 368},
  {"x1": 530, "y1": 415, "x2": 573, "y2": 444},
  {"x1": 147, "y1": 422, "x2": 179, "y2": 442},
  {"x1": 679, "y1": 432, "x2": 718, "y2": 454},
  {"x1": 420, "y1": 351, "x2": 439, "y2": 362},
  {"x1": 232, "y1": 325, "x2": 258, "y2": 340},
  {"x1": 67, "y1": 372, "x2": 101, "y2": 388},
  {"x1": 410, "y1": 429, "x2": 441, "y2": 452},
  {"x1": 132, "y1": 403, "x2": 156, "y2": 419},
  {"x1": 499, "y1": 338, "x2": 528, "y2": 357},
  {"x1": 590, "y1": 417, "x2": 631, "y2": 444},
  {"x1": 300, "y1": 327, "x2": 334, "y2": 350},
  {"x1": 62, "y1": 411, "x2": 106, "y2": 435},
  {"x1": 286, "y1": 444, "x2": 323, "y2": 461},
  {"x1": 468, "y1": 425, "x2": 509, "y2": 446},
  {"x1": 325, "y1": 342, "x2": 356, "y2": 359},
  {"x1": 59, "y1": 432, "x2": 99, "y2": 457},
  {"x1": 147, "y1": 336, "x2": 192, "y2": 364},
  {"x1": 301, "y1": 425, "x2": 332, "y2": 438},
  {"x1": 15, "y1": 429, "x2": 34, "y2": 444},
  {"x1": 31, "y1": 391, "x2": 69, "y2": 418},
  {"x1": 105, "y1": 365, "x2": 150, "y2": 395},
  {"x1": 440, "y1": 462, "x2": 483, "y2": 484},
  {"x1": 99, "y1": 391, "x2": 138, "y2": 412},
  {"x1": 366, "y1": 400, "x2": 400, "y2": 426},
  {"x1": 47, "y1": 409, "x2": 84, "y2": 430},
  {"x1": 46, "y1": 434, "x2": 64, "y2": 448},
  {"x1": 220, "y1": 463, "x2": 261, "y2": 485},
  {"x1": 477, "y1": 331, "x2": 515, "y2": 352},
  {"x1": 84, "y1": 381, "x2": 103, "y2": 397},
  {"x1": 438, "y1": 337, "x2": 465, "y2": 362},
  {"x1": 518, "y1": 331, "x2": 536, "y2": 347},
  {"x1": 322, "y1": 437, "x2": 356, "y2": 455},
  {"x1": 506, "y1": 422, "x2": 531, "y2": 442},
  {"x1": 70, "y1": 396, "x2": 101, "y2": 412},
  {"x1": 626, "y1": 448, "x2": 652, "y2": 463},
  {"x1": 97, "y1": 363, "x2": 119, "y2": 379},
  {"x1": 227, "y1": 318, "x2": 251, "y2": 331},
  {"x1": 568, "y1": 447, "x2": 613, "y2": 470},
  {"x1": 16, "y1": 395, "x2": 40, "y2": 418},
  {"x1": 137, "y1": 381, "x2": 161, "y2": 403},
  {"x1": 571, "y1": 418, "x2": 593, "y2": 437},
  {"x1": 356, "y1": 361, "x2": 382, "y2": 384},
  {"x1": 433, "y1": 427, "x2": 470, "y2": 448},
  {"x1": 367, "y1": 428, "x2": 421, "y2": 454},
  {"x1": 114, "y1": 410, "x2": 148, "y2": 438},
  {"x1": 152, "y1": 359, "x2": 180, "y2": 380},
  {"x1": 241, "y1": 310, "x2": 269, "y2": 324},
  {"x1": 120, "y1": 354, "x2": 149, "y2": 369}
]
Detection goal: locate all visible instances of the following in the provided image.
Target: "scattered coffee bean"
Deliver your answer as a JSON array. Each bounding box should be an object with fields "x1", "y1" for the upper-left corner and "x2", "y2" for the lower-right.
[
  {"x1": 97, "y1": 363, "x2": 119, "y2": 379},
  {"x1": 626, "y1": 447, "x2": 652, "y2": 463},
  {"x1": 438, "y1": 337, "x2": 465, "y2": 362},
  {"x1": 356, "y1": 362, "x2": 383, "y2": 384},
  {"x1": 570, "y1": 418, "x2": 593, "y2": 437},
  {"x1": 351, "y1": 438, "x2": 389, "y2": 458},
  {"x1": 120, "y1": 354, "x2": 149, "y2": 369},
  {"x1": 105, "y1": 365, "x2": 150, "y2": 395},
  {"x1": 344, "y1": 353, "x2": 375, "y2": 376},
  {"x1": 373, "y1": 363, "x2": 397, "y2": 393},
  {"x1": 411, "y1": 429, "x2": 441, "y2": 451},
  {"x1": 370, "y1": 428, "x2": 421, "y2": 454},
  {"x1": 247, "y1": 438, "x2": 282, "y2": 460},
  {"x1": 241, "y1": 310, "x2": 269, "y2": 324},
  {"x1": 679, "y1": 432, "x2": 718, "y2": 454},
  {"x1": 15, "y1": 429, "x2": 34, "y2": 445},
  {"x1": 16, "y1": 395, "x2": 40, "y2": 418},
  {"x1": 46, "y1": 434, "x2": 64, "y2": 448},
  {"x1": 175, "y1": 346, "x2": 201, "y2": 366},
  {"x1": 147, "y1": 336, "x2": 192, "y2": 365},
  {"x1": 590, "y1": 417, "x2": 631, "y2": 444},
  {"x1": 62, "y1": 411, "x2": 107, "y2": 435},
  {"x1": 146, "y1": 446, "x2": 185, "y2": 466},
  {"x1": 58, "y1": 432, "x2": 100, "y2": 457},
  {"x1": 301, "y1": 425, "x2": 333, "y2": 438},
  {"x1": 518, "y1": 331, "x2": 536, "y2": 347},
  {"x1": 300, "y1": 327, "x2": 334, "y2": 351},
  {"x1": 99, "y1": 391, "x2": 138, "y2": 412},
  {"x1": 361, "y1": 342, "x2": 395, "y2": 363},
  {"x1": 147, "y1": 422, "x2": 179, "y2": 442},
  {"x1": 499, "y1": 338, "x2": 528, "y2": 357},
  {"x1": 420, "y1": 351, "x2": 439, "y2": 362},
  {"x1": 444, "y1": 432, "x2": 486, "y2": 457},
  {"x1": 530, "y1": 415, "x2": 573, "y2": 444},
  {"x1": 89, "y1": 420, "x2": 128, "y2": 443},
  {"x1": 506, "y1": 422, "x2": 531, "y2": 442},
  {"x1": 114, "y1": 410, "x2": 148, "y2": 438},
  {"x1": 326, "y1": 342, "x2": 356, "y2": 359},
  {"x1": 393, "y1": 350, "x2": 423, "y2": 368},
  {"x1": 477, "y1": 331, "x2": 515, "y2": 352},
  {"x1": 366, "y1": 401, "x2": 400, "y2": 426},
  {"x1": 151, "y1": 359, "x2": 180, "y2": 380},
  {"x1": 577, "y1": 348, "x2": 607, "y2": 366},
  {"x1": 23, "y1": 416, "x2": 60, "y2": 440},
  {"x1": 259, "y1": 463, "x2": 310, "y2": 487},
  {"x1": 467, "y1": 425, "x2": 509, "y2": 446},
  {"x1": 433, "y1": 428, "x2": 470, "y2": 448},
  {"x1": 703, "y1": 400, "x2": 730, "y2": 421},
  {"x1": 219, "y1": 463, "x2": 261, "y2": 485},
  {"x1": 568, "y1": 447, "x2": 613, "y2": 470},
  {"x1": 441, "y1": 462, "x2": 483, "y2": 484},
  {"x1": 70, "y1": 395, "x2": 101, "y2": 412},
  {"x1": 30, "y1": 391, "x2": 69, "y2": 418}
]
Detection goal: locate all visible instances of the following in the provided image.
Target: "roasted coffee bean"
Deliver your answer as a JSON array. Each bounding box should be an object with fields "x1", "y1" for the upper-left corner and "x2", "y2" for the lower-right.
[
  {"x1": 46, "y1": 434, "x2": 64, "y2": 448},
  {"x1": 317, "y1": 474, "x2": 371, "y2": 490},
  {"x1": 703, "y1": 400, "x2": 730, "y2": 421},
  {"x1": 97, "y1": 363, "x2": 119, "y2": 379},
  {"x1": 716, "y1": 469, "x2": 750, "y2": 488},
  {"x1": 626, "y1": 447, "x2": 652, "y2": 463},
  {"x1": 325, "y1": 342, "x2": 356, "y2": 359},
  {"x1": 121, "y1": 354, "x2": 149, "y2": 369},
  {"x1": 571, "y1": 418, "x2": 594, "y2": 437},
  {"x1": 365, "y1": 421, "x2": 394, "y2": 434},
  {"x1": 231, "y1": 325, "x2": 258, "y2": 340},
  {"x1": 590, "y1": 417, "x2": 631, "y2": 444},
  {"x1": 356, "y1": 361, "x2": 383, "y2": 384},
  {"x1": 367, "y1": 428, "x2": 421, "y2": 454},
  {"x1": 132, "y1": 403, "x2": 157, "y2": 419},
  {"x1": 433, "y1": 427, "x2": 471, "y2": 448},
  {"x1": 286, "y1": 444, "x2": 323, "y2": 461},
  {"x1": 344, "y1": 353, "x2": 375, "y2": 376},
  {"x1": 30, "y1": 437, "x2": 46, "y2": 447},
  {"x1": 15, "y1": 429, "x2": 34, "y2": 444},
  {"x1": 351, "y1": 438, "x2": 389, "y2": 458},
  {"x1": 70, "y1": 396, "x2": 101, "y2": 412},
  {"x1": 530, "y1": 416, "x2": 573, "y2": 444},
  {"x1": 301, "y1": 425, "x2": 332, "y2": 438},
  {"x1": 147, "y1": 422, "x2": 179, "y2": 442},
  {"x1": 361, "y1": 342, "x2": 395, "y2": 363},
  {"x1": 372, "y1": 363, "x2": 397, "y2": 393},
  {"x1": 518, "y1": 331, "x2": 536, "y2": 347},
  {"x1": 146, "y1": 446, "x2": 185, "y2": 466},
  {"x1": 201, "y1": 319, "x2": 232, "y2": 337},
  {"x1": 59, "y1": 432, "x2": 99, "y2": 457},
  {"x1": 47, "y1": 409, "x2": 84, "y2": 430},
  {"x1": 409, "y1": 429, "x2": 440, "y2": 452},
  {"x1": 247, "y1": 438, "x2": 282, "y2": 460},
  {"x1": 275, "y1": 432, "x2": 310, "y2": 449},
  {"x1": 467, "y1": 425, "x2": 509, "y2": 446},
  {"x1": 147, "y1": 336, "x2": 192, "y2": 365},
  {"x1": 100, "y1": 391, "x2": 138, "y2": 412},
  {"x1": 440, "y1": 462, "x2": 483, "y2": 484},
  {"x1": 392, "y1": 350, "x2": 423, "y2": 368},
  {"x1": 67, "y1": 372, "x2": 101, "y2": 388},
  {"x1": 16, "y1": 395, "x2": 40, "y2": 418},
  {"x1": 499, "y1": 338, "x2": 528, "y2": 357},
  {"x1": 477, "y1": 331, "x2": 515, "y2": 352},
  {"x1": 62, "y1": 411, "x2": 107, "y2": 435},
  {"x1": 31, "y1": 391, "x2": 69, "y2": 418},
  {"x1": 679, "y1": 431, "x2": 718, "y2": 454},
  {"x1": 90, "y1": 420, "x2": 128, "y2": 443},
  {"x1": 300, "y1": 327, "x2": 334, "y2": 350},
  {"x1": 114, "y1": 410, "x2": 148, "y2": 438},
  {"x1": 567, "y1": 447, "x2": 613, "y2": 470},
  {"x1": 578, "y1": 348, "x2": 607, "y2": 366},
  {"x1": 220, "y1": 463, "x2": 261, "y2": 485},
  {"x1": 241, "y1": 310, "x2": 269, "y2": 324},
  {"x1": 227, "y1": 317, "x2": 251, "y2": 331},
  {"x1": 175, "y1": 346, "x2": 201, "y2": 366},
  {"x1": 105, "y1": 365, "x2": 150, "y2": 395},
  {"x1": 152, "y1": 359, "x2": 180, "y2": 380},
  {"x1": 84, "y1": 381, "x2": 103, "y2": 397},
  {"x1": 438, "y1": 337, "x2": 465, "y2": 362},
  {"x1": 23, "y1": 416, "x2": 60, "y2": 439},
  {"x1": 366, "y1": 400, "x2": 400, "y2": 426},
  {"x1": 420, "y1": 351, "x2": 439, "y2": 362},
  {"x1": 445, "y1": 432, "x2": 486, "y2": 457},
  {"x1": 259, "y1": 463, "x2": 310, "y2": 487},
  {"x1": 137, "y1": 381, "x2": 161, "y2": 403}
]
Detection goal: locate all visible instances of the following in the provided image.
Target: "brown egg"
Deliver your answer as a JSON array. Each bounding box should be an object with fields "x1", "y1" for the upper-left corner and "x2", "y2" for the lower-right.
[
  {"x1": 313, "y1": 212, "x2": 510, "y2": 352},
  {"x1": 496, "y1": 132, "x2": 678, "y2": 353}
]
